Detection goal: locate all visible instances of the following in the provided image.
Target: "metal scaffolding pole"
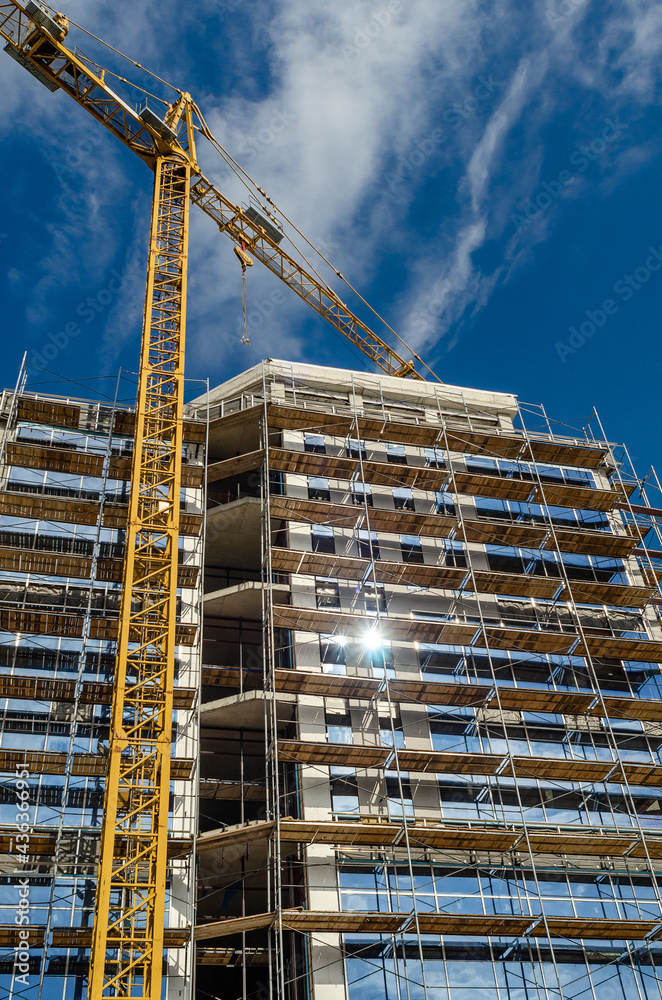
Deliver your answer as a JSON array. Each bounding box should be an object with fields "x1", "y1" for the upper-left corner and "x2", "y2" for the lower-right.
[
  {"x1": 347, "y1": 374, "x2": 431, "y2": 1000},
  {"x1": 516, "y1": 406, "x2": 662, "y2": 1000},
  {"x1": 437, "y1": 400, "x2": 564, "y2": 1000},
  {"x1": 261, "y1": 366, "x2": 287, "y2": 1000},
  {"x1": 37, "y1": 382, "x2": 121, "y2": 1000}
]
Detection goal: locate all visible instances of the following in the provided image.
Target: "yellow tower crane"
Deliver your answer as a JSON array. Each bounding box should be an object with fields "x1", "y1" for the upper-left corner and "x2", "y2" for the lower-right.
[{"x1": 0, "y1": 3, "x2": 440, "y2": 997}]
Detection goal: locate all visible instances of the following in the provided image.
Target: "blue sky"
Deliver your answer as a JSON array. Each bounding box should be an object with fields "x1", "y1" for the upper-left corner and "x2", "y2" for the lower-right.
[{"x1": 1, "y1": 0, "x2": 662, "y2": 476}]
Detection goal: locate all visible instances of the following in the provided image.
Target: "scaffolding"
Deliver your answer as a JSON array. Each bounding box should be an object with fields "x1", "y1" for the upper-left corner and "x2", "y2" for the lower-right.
[
  {"x1": 3, "y1": 358, "x2": 662, "y2": 1000},
  {"x1": 0, "y1": 373, "x2": 205, "y2": 1000},
  {"x1": 194, "y1": 359, "x2": 662, "y2": 1000}
]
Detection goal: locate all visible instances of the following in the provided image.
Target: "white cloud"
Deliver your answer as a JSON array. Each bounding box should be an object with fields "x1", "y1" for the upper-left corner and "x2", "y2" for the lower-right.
[
  {"x1": 613, "y1": 0, "x2": 662, "y2": 96},
  {"x1": 466, "y1": 60, "x2": 536, "y2": 212},
  {"x1": 182, "y1": 0, "x2": 500, "y2": 375}
]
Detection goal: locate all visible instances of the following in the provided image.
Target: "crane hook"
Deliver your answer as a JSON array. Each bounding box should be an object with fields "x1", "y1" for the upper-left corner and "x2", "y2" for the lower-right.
[{"x1": 234, "y1": 242, "x2": 254, "y2": 346}]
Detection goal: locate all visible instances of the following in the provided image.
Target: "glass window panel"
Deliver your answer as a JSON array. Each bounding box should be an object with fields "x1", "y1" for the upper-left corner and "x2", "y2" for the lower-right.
[
  {"x1": 304, "y1": 433, "x2": 326, "y2": 453},
  {"x1": 339, "y1": 869, "x2": 379, "y2": 889},
  {"x1": 357, "y1": 529, "x2": 380, "y2": 560},
  {"x1": 352, "y1": 482, "x2": 373, "y2": 506},
  {"x1": 342, "y1": 891, "x2": 381, "y2": 911},
  {"x1": 446, "y1": 962, "x2": 498, "y2": 994},
  {"x1": 575, "y1": 890, "x2": 618, "y2": 917},
  {"x1": 316, "y1": 578, "x2": 341, "y2": 608},
  {"x1": 425, "y1": 447, "x2": 446, "y2": 468},
  {"x1": 386, "y1": 442, "x2": 407, "y2": 463},
  {"x1": 346, "y1": 439, "x2": 367, "y2": 459},
  {"x1": 389, "y1": 873, "x2": 432, "y2": 893},
  {"x1": 434, "y1": 873, "x2": 479, "y2": 896},
  {"x1": 327, "y1": 725, "x2": 353, "y2": 744},
  {"x1": 435, "y1": 490, "x2": 455, "y2": 515},
  {"x1": 331, "y1": 789, "x2": 359, "y2": 813},
  {"x1": 444, "y1": 540, "x2": 466, "y2": 567},
  {"x1": 401, "y1": 534, "x2": 424, "y2": 563},
  {"x1": 363, "y1": 582, "x2": 386, "y2": 612},
  {"x1": 394, "y1": 486, "x2": 414, "y2": 510},
  {"x1": 308, "y1": 477, "x2": 330, "y2": 501},
  {"x1": 312, "y1": 524, "x2": 335, "y2": 554},
  {"x1": 320, "y1": 635, "x2": 347, "y2": 665}
]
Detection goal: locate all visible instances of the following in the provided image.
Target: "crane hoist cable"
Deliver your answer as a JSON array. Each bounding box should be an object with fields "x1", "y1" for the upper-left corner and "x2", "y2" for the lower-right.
[
  {"x1": 197, "y1": 121, "x2": 435, "y2": 374},
  {"x1": 190, "y1": 107, "x2": 438, "y2": 380},
  {"x1": 194, "y1": 115, "x2": 440, "y2": 382},
  {"x1": 29, "y1": 0, "x2": 439, "y2": 380},
  {"x1": 233, "y1": 242, "x2": 254, "y2": 345}
]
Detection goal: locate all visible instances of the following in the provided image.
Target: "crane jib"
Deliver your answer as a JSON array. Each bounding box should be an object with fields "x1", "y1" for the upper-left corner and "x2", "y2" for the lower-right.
[{"x1": 188, "y1": 177, "x2": 426, "y2": 380}]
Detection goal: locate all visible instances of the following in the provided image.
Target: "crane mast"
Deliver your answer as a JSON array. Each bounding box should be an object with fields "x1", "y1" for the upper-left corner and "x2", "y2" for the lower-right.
[
  {"x1": 0, "y1": 2, "x2": 435, "y2": 997},
  {"x1": 88, "y1": 154, "x2": 191, "y2": 999}
]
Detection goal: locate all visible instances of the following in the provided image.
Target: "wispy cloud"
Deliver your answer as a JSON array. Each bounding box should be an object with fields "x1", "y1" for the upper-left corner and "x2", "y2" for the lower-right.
[
  {"x1": 391, "y1": 1, "x2": 662, "y2": 365},
  {"x1": 396, "y1": 56, "x2": 542, "y2": 353}
]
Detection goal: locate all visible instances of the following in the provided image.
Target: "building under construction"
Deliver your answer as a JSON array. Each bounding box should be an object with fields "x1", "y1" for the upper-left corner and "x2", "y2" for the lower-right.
[{"x1": 2, "y1": 357, "x2": 662, "y2": 1000}]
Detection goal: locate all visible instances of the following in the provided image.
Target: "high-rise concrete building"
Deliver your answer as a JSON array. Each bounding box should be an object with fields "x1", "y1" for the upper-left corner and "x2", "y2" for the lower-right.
[{"x1": 2, "y1": 358, "x2": 662, "y2": 1000}]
